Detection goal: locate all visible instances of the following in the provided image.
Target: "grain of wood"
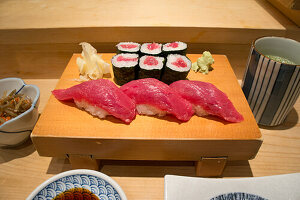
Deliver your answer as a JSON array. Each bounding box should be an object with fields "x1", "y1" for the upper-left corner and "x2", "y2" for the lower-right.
[
  {"x1": 32, "y1": 54, "x2": 261, "y2": 139},
  {"x1": 30, "y1": 54, "x2": 261, "y2": 164},
  {"x1": 0, "y1": 80, "x2": 299, "y2": 200},
  {"x1": 0, "y1": 43, "x2": 251, "y2": 80},
  {"x1": 0, "y1": 0, "x2": 299, "y2": 46},
  {"x1": 0, "y1": 0, "x2": 288, "y2": 29},
  {"x1": 267, "y1": 0, "x2": 300, "y2": 26}
]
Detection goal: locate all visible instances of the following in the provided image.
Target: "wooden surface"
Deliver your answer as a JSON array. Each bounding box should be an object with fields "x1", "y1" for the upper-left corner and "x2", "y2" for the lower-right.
[
  {"x1": 0, "y1": 43, "x2": 252, "y2": 80},
  {"x1": 0, "y1": 0, "x2": 299, "y2": 84},
  {"x1": 31, "y1": 54, "x2": 261, "y2": 163},
  {"x1": 33, "y1": 54, "x2": 260, "y2": 139},
  {"x1": 0, "y1": 79, "x2": 299, "y2": 200},
  {"x1": 0, "y1": 0, "x2": 291, "y2": 29},
  {"x1": 267, "y1": 0, "x2": 300, "y2": 26},
  {"x1": 0, "y1": 0, "x2": 299, "y2": 46},
  {"x1": 0, "y1": 0, "x2": 299, "y2": 198}
]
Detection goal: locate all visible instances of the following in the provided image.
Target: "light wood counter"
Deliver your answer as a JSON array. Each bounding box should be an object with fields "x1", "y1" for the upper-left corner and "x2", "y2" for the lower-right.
[
  {"x1": 0, "y1": 0, "x2": 299, "y2": 199},
  {"x1": 0, "y1": 0, "x2": 299, "y2": 82},
  {"x1": 0, "y1": 0, "x2": 299, "y2": 45},
  {"x1": 0, "y1": 0, "x2": 291, "y2": 29},
  {"x1": 0, "y1": 77, "x2": 299, "y2": 200}
]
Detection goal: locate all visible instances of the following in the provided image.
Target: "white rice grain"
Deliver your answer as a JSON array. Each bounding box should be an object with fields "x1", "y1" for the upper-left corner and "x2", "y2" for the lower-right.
[
  {"x1": 75, "y1": 100, "x2": 109, "y2": 119},
  {"x1": 136, "y1": 104, "x2": 167, "y2": 117}
]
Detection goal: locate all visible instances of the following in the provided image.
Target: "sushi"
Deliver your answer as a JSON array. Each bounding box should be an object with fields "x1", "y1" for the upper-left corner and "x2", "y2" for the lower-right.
[
  {"x1": 162, "y1": 41, "x2": 187, "y2": 56},
  {"x1": 169, "y1": 80, "x2": 244, "y2": 123},
  {"x1": 52, "y1": 79, "x2": 136, "y2": 123},
  {"x1": 120, "y1": 78, "x2": 194, "y2": 122},
  {"x1": 140, "y1": 42, "x2": 162, "y2": 56},
  {"x1": 161, "y1": 54, "x2": 191, "y2": 84},
  {"x1": 138, "y1": 55, "x2": 165, "y2": 80},
  {"x1": 111, "y1": 53, "x2": 139, "y2": 85},
  {"x1": 116, "y1": 42, "x2": 140, "y2": 54}
]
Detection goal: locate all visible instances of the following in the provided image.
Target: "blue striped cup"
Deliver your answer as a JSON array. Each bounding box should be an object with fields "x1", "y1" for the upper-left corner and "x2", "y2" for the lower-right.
[{"x1": 242, "y1": 36, "x2": 300, "y2": 126}]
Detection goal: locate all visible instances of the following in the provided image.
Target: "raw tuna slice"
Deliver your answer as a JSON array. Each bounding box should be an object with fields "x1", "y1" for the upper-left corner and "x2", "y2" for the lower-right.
[
  {"x1": 52, "y1": 79, "x2": 136, "y2": 123},
  {"x1": 170, "y1": 80, "x2": 244, "y2": 123},
  {"x1": 120, "y1": 78, "x2": 194, "y2": 122}
]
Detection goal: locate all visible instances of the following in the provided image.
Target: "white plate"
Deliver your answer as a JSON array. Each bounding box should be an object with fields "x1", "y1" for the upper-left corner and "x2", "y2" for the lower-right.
[{"x1": 165, "y1": 173, "x2": 300, "y2": 200}]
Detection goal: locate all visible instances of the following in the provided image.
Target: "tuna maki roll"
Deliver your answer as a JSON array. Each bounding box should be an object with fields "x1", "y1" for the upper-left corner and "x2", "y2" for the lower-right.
[
  {"x1": 162, "y1": 41, "x2": 187, "y2": 56},
  {"x1": 111, "y1": 53, "x2": 139, "y2": 85},
  {"x1": 161, "y1": 54, "x2": 191, "y2": 84},
  {"x1": 116, "y1": 42, "x2": 140, "y2": 54},
  {"x1": 140, "y1": 42, "x2": 162, "y2": 56},
  {"x1": 138, "y1": 55, "x2": 165, "y2": 80}
]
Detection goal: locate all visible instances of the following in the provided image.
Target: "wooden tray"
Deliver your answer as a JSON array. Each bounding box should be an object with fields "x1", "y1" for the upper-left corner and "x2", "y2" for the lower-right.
[{"x1": 31, "y1": 54, "x2": 262, "y2": 176}]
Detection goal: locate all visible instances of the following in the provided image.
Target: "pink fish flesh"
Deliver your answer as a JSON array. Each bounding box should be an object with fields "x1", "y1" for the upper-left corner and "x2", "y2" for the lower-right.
[
  {"x1": 144, "y1": 56, "x2": 158, "y2": 65},
  {"x1": 147, "y1": 43, "x2": 160, "y2": 50},
  {"x1": 166, "y1": 42, "x2": 179, "y2": 48},
  {"x1": 169, "y1": 80, "x2": 244, "y2": 123},
  {"x1": 52, "y1": 79, "x2": 136, "y2": 123},
  {"x1": 120, "y1": 78, "x2": 194, "y2": 122},
  {"x1": 120, "y1": 44, "x2": 138, "y2": 49},
  {"x1": 117, "y1": 55, "x2": 138, "y2": 62},
  {"x1": 172, "y1": 57, "x2": 187, "y2": 68}
]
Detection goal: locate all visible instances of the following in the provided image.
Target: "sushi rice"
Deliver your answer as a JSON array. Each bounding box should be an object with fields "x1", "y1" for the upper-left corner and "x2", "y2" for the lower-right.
[
  {"x1": 161, "y1": 54, "x2": 191, "y2": 84},
  {"x1": 139, "y1": 56, "x2": 164, "y2": 70},
  {"x1": 116, "y1": 42, "x2": 140, "y2": 53},
  {"x1": 75, "y1": 100, "x2": 109, "y2": 119},
  {"x1": 140, "y1": 42, "x2": 162, "y2": 56},
  {"x1": 111, "y1": 53, "x2": 139, "y2": 85},
  {"x1": 136, "y1": 104, "x2": 167, "y2": 117},
  {"x1": 138, "y1": 55, "x2": 165, "y2": 79},
  {"x1": 163, "y1": 41, "x2": 187, "y2": 55}
]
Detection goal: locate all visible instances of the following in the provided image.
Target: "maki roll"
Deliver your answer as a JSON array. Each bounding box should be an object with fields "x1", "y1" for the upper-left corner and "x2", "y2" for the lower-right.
[
  {"x1": 138, "y1": 55, "x2": 164, "y2": 80},
  {"x1": 140, "y1": 42, "x2": 162, "y2": 56},
  {"x1": 111, "y1": 53, "x2": 139, "y2": 85},
  {"x1": 161, "y1": 54, "x2": 191, "y2": 84},
  {"x1": 116, "y1": 42, "x2": 140, "y2": 54},
  {"x1": 162, "y1": 41, "x2": 187, "y2": 56}
]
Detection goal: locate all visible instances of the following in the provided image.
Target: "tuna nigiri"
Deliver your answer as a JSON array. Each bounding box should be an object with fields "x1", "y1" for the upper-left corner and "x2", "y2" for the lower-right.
[
  {"x1": 170, "y1": 80, "x2": 244, "y2": 123},
  {"x1": 52, "y1": 79, "x2": 136, "y2": 123},
  {"x1": 120, "y1": 78, "x2": 194, "y2": 122}
]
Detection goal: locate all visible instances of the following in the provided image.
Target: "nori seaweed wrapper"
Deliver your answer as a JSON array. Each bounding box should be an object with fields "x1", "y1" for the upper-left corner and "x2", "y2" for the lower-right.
[
  {"x1": 161, "y1": 67, "x2": 190, "y2": 85},
  {"x1": 117, "y1": 49, "x2": 140, "y2": 54},
  {"x1": 138, "y1": 68, "x2": 162, "y2": 80},
  {"x1": 161, "y1": 54, "x2": 191, "y2": 84},
  {"x1": 112, "y1": 65, "x2": 137, "y2": 86},
  {"x1": 162, "y1": 48, "x2": 187, "y2": 57},
  {"x1": 138, "y1": 56, "x2": 165, "y2": 80},
  {"x1": 140, "y1": 52, "x2": 163, "y2": 57}
]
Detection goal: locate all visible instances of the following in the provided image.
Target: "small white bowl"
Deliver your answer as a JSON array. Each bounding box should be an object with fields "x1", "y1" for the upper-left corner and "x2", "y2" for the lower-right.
[
  {"x1": 0, "y1": 78, "x2": 40, "y2": 147},
  {"x1": 26, "y1": 169, "x2": 127, "y2": 200}
]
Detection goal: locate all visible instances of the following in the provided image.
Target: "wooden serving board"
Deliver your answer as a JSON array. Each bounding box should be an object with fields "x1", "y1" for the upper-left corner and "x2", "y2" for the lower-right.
[{"x1": 31, "y1": 54, "x2": 262, "y2": 176}]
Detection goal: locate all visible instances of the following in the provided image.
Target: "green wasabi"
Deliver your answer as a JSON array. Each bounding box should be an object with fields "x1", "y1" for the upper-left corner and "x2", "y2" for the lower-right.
[{"x1": 192, "y1": 51, "x2": 214, "y2": 74}]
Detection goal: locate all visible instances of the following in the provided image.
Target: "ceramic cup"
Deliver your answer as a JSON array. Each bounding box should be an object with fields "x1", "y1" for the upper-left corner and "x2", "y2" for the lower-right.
[{"x1": 242, "y1": 36, "x2": 300, "y2": 126}]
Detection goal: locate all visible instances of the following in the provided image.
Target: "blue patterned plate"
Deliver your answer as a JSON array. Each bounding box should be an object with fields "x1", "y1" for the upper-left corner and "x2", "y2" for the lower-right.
[{"x1": 26, "y1": 169, "x2": 127, "y2": 200}]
